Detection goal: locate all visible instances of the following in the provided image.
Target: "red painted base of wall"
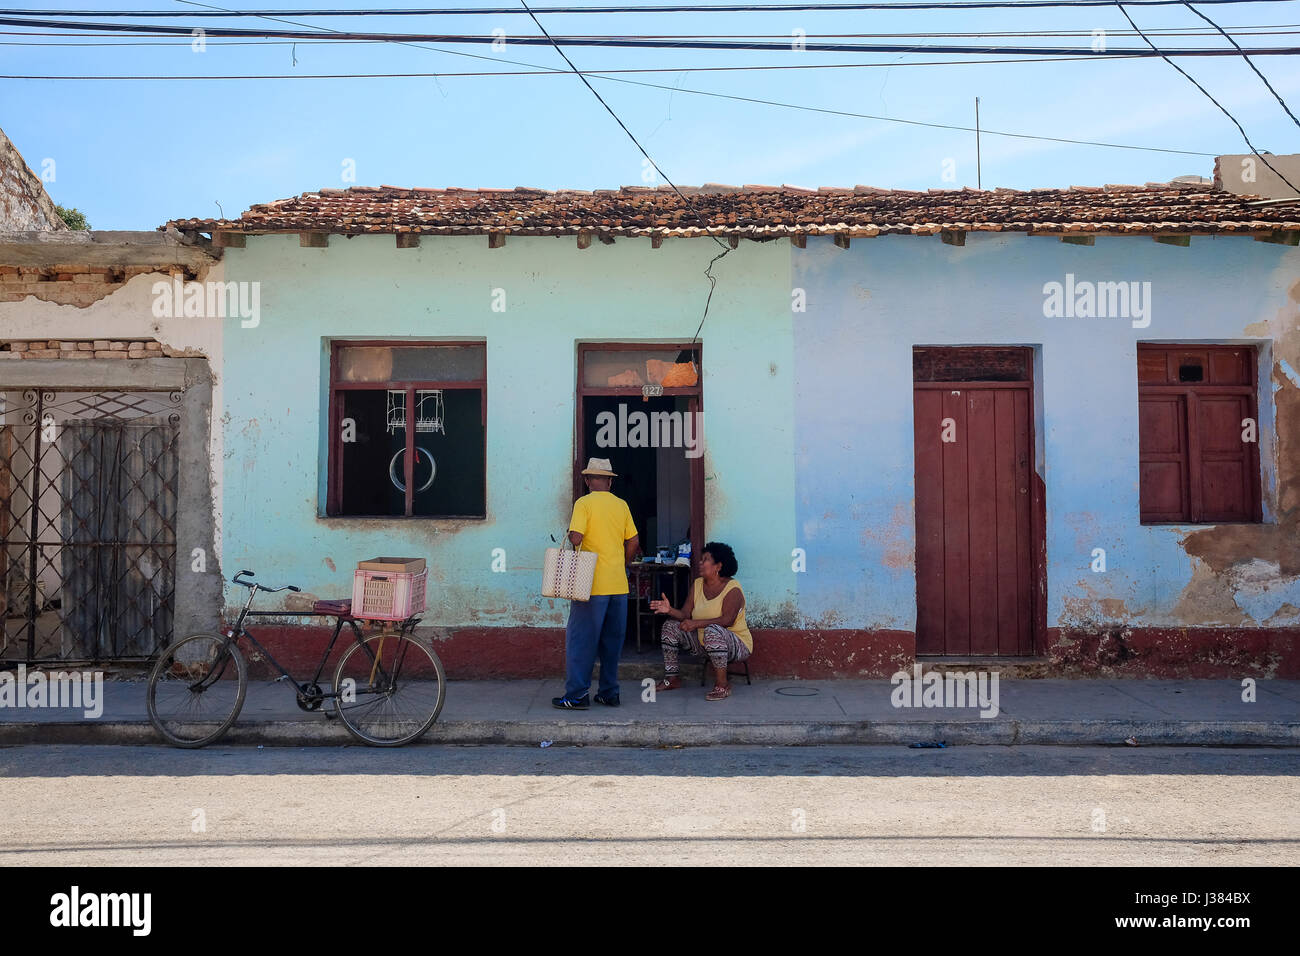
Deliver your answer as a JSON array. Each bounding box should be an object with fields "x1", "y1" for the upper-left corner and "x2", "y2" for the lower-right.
[
  {"x1": 231, "y1": 624, "x2": 1299, "y2": 680},
  {"x1": 1045, "y1": 627, "x2": 1300, "y2": 678},
  {"x1": 232, "y1": 625, "x2": 913, "y2": 679}
]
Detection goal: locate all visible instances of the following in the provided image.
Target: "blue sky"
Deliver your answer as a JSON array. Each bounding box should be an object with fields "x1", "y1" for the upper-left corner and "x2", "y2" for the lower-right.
[{"x1": 2, "y1": 1, "x2": 1298, "y2": 228}]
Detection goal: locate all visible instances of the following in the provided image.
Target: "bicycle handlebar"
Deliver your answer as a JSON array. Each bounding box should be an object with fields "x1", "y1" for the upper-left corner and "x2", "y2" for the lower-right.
[{"x1": 232, "y1": 570, "x2": 301, "y2": 593}]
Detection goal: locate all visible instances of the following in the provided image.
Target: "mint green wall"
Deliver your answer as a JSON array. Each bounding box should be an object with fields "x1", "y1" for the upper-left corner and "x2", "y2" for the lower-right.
[{"x1": 220, "y1": 235, "x2": 797, "y2": 626}]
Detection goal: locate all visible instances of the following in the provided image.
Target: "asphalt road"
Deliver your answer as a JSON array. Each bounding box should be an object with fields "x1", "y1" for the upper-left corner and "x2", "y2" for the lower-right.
[{"x1": 0, "y1": 745, "x2": 1296, "y2": 865}]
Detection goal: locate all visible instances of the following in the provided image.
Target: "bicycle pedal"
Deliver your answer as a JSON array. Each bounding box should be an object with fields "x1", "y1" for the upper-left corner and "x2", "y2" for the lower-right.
[{"x1": 274, "y1": 674, "x2": 290, "y2": 682}]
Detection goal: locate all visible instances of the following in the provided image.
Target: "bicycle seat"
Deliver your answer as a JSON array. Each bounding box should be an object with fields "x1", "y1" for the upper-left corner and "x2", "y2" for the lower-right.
[{"x1": 312, "y1": 599, "x2": 355, "y2": 618}]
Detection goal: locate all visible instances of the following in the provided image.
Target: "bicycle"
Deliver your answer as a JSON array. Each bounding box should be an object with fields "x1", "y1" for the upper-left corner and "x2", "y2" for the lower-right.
[{"x1": 146, "y1": 570, "x2": 446, "y2": 748}]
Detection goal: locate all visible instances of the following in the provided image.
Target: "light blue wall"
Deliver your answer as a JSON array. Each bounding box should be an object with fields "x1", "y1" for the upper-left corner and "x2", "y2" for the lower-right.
[
  {"x1": 219, "y1": 235, "x2": 796, "y2": 625},
  {"x1": 793, "y1": 232, "x2": 1300, "y2": 629},
  {"x1": 219, "y1": 230, "x2": 1299, "y2": 632}
]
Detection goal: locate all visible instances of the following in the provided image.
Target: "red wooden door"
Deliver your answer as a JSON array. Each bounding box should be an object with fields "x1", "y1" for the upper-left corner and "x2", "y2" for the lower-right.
[{"x1": 913, "y1": 349, "x2": 1034, "y2": 656}]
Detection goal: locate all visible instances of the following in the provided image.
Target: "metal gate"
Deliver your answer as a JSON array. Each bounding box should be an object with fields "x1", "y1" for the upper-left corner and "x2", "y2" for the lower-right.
[{"x1": 1, "y1": 388, "x2": 181, "y2": 663}]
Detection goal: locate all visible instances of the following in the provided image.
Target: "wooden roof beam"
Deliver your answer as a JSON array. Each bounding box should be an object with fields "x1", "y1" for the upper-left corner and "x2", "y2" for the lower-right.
[{"x1": 1254, "y1": 229, "x2": 1300, "y2": 246}]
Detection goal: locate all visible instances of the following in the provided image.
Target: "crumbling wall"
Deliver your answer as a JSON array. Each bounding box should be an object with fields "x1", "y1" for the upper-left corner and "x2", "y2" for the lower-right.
[{"x1": 0, "y1": 129, "x2": 67, "y2": 232}]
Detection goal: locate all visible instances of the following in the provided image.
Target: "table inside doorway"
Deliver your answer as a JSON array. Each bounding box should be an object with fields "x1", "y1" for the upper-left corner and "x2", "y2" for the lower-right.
[{"x1": 627, "y1": 563, "x2": 692, "y2": 653}]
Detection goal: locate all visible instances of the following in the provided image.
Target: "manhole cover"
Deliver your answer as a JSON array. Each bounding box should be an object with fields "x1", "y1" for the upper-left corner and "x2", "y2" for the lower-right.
[{"x1": 774, "y1": 686, "x2": 820, "y2": 697}]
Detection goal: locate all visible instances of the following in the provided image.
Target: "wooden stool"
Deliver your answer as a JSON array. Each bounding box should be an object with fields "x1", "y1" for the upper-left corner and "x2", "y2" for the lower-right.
[{"x1": 698, "y1": 656, "x2": 752, "y2": 686}]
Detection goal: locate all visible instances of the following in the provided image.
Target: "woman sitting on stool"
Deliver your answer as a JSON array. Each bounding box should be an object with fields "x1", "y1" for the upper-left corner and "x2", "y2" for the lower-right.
[{"x1": 649, "y1": 541, "x2": 752, "y2": 701}]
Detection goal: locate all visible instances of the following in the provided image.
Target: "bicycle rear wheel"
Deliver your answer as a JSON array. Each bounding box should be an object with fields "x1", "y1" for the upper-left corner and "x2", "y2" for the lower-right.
[
  {"x1": 147, "y1": 633, "x2": 247, "y2": 748},
  {"x1": 332, "y1": 632, "x2": 445, "y2": 746}
]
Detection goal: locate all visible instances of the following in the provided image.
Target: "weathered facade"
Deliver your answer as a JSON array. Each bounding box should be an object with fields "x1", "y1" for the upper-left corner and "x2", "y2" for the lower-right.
[
  {"x1": 0, "y1": 129, "x2": 222, "y2": 662},
  {"x1": 158, "y1": 178, "x2": 1300, "y2": 679}
]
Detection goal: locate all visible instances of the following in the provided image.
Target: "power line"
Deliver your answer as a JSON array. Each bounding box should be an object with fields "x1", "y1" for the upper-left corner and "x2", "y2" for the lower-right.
[
  {"x1": 595, "y1": 72, "x2": 1218, "y2": 155},
  {"x1": 1, "y1": 53, "x2": 1153, "y2": 67},
  {"x1": 1115, "y1": 2, "x2": 1300, "y2": 194},
  {"x1": 12, "y1": 1, "x2": 1300, "y2": 15},
  {"x1": 10, "y1": 23, "x2": 1300, "y2": 39},
  {"x1": 6, "y1": 16, "x2": 1300, "y2": 55},
  {"x1": 10, "y1": 25, "x2": 1300, "y2": 42},
  {"x1": 13, "y1": 25, "x2": 1300, "y2": 40},
  {"x1": 519, "y1": 0, "x2": 729, "y2": 346},
  {"x1": 1181, "y1": 1, "x2": 1300, "y2": 128},
  {"x1": 0, "y1": 61, "x2": 1218, "y2": 155},
  {"x1": 0, "y1": 5, "x2": 1249, "y2": 158}
]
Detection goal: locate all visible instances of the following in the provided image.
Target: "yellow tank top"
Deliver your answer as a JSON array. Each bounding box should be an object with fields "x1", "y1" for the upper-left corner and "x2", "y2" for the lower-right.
[{"x1": 692, "y1": 578, "x2": 752, "y2": 651}]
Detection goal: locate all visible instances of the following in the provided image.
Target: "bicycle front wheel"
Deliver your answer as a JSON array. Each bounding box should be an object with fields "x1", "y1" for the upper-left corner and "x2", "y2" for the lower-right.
[
  {"x1": 147, "y1": 633, "x2": 247, "y2": 748},
  {"x1": 332, "y1": 633, "x2": 445, "y2": 746}
]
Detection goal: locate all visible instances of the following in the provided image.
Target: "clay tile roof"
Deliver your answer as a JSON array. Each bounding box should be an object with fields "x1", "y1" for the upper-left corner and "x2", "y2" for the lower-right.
[{"x1": 163, "y1": 183, "x2": 1300, "y2": 239}]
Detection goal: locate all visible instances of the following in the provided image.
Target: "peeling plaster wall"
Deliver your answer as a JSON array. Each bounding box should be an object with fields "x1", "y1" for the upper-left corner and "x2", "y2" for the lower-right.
[
  {"x1": 794, "y1": 233, "x2": 1300, "y2": 633},
  {"x1": 219, "y1": 235, "x2": 795, "y2": 626},
  {"x1": 0, "y1": 264, "x2": 227, "y2": 571}
]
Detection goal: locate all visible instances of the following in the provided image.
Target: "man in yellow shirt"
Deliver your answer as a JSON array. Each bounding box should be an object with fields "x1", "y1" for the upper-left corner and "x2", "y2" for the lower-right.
[{"x1": 553, "y1": 458, "x2": 640, "y2": 709}]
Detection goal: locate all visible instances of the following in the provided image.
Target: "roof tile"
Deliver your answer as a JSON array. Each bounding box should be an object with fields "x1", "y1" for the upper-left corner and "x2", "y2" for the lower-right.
[{"x1": 165, "y1": 184, "x2": 1300, "y2": 238}]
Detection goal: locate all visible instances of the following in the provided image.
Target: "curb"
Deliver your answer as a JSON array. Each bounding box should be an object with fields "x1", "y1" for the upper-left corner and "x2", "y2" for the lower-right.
[{"x1": 2, "y1": 719, "x2": 1297, "y2": 747}]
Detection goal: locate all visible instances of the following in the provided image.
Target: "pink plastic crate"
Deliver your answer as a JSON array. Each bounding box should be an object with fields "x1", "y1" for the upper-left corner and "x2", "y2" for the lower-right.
[{"x1": 351, "y1": 568, "x2": 427, "y2": 621}]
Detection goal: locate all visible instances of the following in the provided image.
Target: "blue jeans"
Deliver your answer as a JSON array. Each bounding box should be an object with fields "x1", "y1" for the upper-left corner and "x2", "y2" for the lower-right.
[{"x1": 564, "y1": 594, "x2": 628, "y2": 699}]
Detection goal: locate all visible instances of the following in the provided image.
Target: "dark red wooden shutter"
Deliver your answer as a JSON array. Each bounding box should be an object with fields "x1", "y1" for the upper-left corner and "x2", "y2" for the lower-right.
[{"x1": 1137, "y1": 345, "x2": 1259, "y2": 523}]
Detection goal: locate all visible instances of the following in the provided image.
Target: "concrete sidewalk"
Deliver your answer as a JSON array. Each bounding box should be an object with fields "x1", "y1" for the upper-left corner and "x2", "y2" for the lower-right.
[{"x1": 1, "y1": 677, "x2": 1298, "y2": 746}]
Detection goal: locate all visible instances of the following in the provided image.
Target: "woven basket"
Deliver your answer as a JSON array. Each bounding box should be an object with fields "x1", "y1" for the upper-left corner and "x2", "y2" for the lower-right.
[{"x1": 542, "y1": 544, "x2": 598, "y2": 601}]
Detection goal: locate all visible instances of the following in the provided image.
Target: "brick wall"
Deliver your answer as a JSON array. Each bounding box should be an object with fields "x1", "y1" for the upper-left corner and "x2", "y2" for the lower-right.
[
  {"x1": 0, "y1": 340, "x2": 200, "y2": 360},
  {"x1": 0, "y1": 265, "x2": 185, "y2": 308}
]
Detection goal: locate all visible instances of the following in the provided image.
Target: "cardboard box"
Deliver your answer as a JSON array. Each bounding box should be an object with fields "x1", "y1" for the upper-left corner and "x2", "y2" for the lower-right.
[{"x1": 357, "y1": 556, "x2": 426, "y2": 574}]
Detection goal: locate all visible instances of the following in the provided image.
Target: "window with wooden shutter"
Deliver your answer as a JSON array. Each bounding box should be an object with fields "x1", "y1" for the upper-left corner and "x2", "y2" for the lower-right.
[{"x1": 1137, "y1": 345, "x2": 1260, "y2": 523}]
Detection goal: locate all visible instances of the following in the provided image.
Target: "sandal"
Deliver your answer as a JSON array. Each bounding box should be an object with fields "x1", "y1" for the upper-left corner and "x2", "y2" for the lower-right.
[
  {"x1": 705, "y1": 684, "x2": 731, "y2": 701},
  {"x1": 654, "y1": 677, "x2": 682, "y2": 692}
]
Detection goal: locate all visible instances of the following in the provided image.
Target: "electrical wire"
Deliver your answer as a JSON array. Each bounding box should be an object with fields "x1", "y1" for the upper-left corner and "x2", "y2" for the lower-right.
[
  {"x1": 13, "y1": 1, "x2": 1300, "y2": 15},
  {"x1": 518, "y1": 0, "x2": 728, "y2": 346},
  {"x1": 1115, "y1": 2, "x2": 1300, "y2": 194},
  {"x1": 0, "y1": 65, "x2": 1217, "y2": 156},
  {"x1": 6, "y1": 16, "x2": 1300, "y2": 54},
  {"x1": 1182, "y1": 2, "x2": 1300, "y2": 128},
  {"x1": 9, "y1": 23, "x2": 1300, "y2": 39}
]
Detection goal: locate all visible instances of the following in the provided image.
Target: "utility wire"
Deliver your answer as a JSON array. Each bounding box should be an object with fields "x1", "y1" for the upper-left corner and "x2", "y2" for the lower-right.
[
  {"x1": 1182, "y1": 1, "x2": 1300, "y2": 128},
  {"x1": 518, "y1": 0, "x2": 727, "y2": 346},
  {"x1": 1115, "y1": 2, "x2": 1300, "y2": 194},
  {"x1": 0, "y1": 5, "x2": 1233, "y2": 157},
  {"x1": 3, "y1": 53, "x2": 1156, "y2": 67},
  {"x1": 7, "y1": 17, "x2": 1300, "y2": 54},
  {"x1": 10, "y1": 24, "x2": 1300, "y2": 39},
  {"x1": 14, "y1": 1, "x2": 1300, "y2": 15},
  {"x1": 0, "y1": 63, "x2": 1221, "y2": 157}
]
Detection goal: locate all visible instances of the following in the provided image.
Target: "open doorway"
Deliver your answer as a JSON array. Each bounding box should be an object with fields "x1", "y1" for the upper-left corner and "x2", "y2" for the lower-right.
[
  {"x1": 580, "y1": 394, "x2": 693, "y2": 557},
  {"x1": 576, "y1": 344, "x2": 705, "y2": 651}
]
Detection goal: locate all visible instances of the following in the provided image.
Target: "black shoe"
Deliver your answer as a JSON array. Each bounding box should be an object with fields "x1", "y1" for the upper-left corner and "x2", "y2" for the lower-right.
[
  {"x1": 594, "y1": 693, "x2": 620, "y2": 707},
  {"x1": 552, "y1": 694, "x2": 590, "y2": 710}
]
